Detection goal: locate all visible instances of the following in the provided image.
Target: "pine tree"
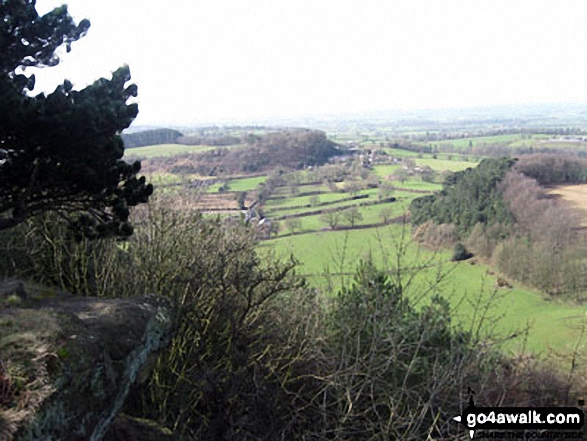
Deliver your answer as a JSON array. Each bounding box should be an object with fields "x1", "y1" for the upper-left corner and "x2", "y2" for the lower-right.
[{"x1": 0, "y1": 1, "x2": 152, "y2": 237}]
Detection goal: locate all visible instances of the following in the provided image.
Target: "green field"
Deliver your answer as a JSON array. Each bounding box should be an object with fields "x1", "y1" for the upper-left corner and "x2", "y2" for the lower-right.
[
  {"x1": 429, "y1": 134, "x2": 551, "y2": 151},
  {"x1": 255, "y1": 153, "x2": 587, "y2": 358},
  {"x1": 225, "y1": 176, "x2": 267, "y2": 192},
  {"x1": 415, "y1": 157, "x2": 478, "y2": 172},
  {"x1": 125, "y1": 142, "x2": 246, "y2": 159},
  {"x1": 372, "y1": 164, "x2": 402, "y2": 177},
  {"x1": 266, "y1": 223, "x2": 587, "y2": 355},
  {"x1": 139, "y1": 139, "x2": 587, "y2": 360},
  {"x1": 124, "y1": 143, "x2": 219, "y2": 158},
  {"x1": 265, "y1": 191, "x2": 349, "y2": 210}
]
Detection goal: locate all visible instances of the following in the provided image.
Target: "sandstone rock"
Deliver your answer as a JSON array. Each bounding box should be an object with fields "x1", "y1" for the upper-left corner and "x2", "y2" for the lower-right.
[{"x1": 0, "y1": 280, "x2": 174, "y2": 440}]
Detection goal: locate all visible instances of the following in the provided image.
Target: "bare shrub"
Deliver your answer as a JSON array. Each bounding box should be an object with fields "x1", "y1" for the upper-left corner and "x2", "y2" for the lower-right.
[
  {"x1": 413, "y1": 220, "x2": 458, "y2": 248},
  {"x1": 496, "y1": 171, "x2": 587, "y2": 297},
  {"x1": 466, "y1": 222, "x2": 512, "y2": 259}
]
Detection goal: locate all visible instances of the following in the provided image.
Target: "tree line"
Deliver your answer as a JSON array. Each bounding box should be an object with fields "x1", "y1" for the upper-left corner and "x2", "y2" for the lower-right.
[
  {"x1": 0, "y1": 2, "x2": 583, "y2": 438},
  {"x1": 410, "y1": 157, "x2": 515, "y2": 236},
  {"x1": 1, "y1": 202, "x2": 575, "y2": 440},
  {"x1": 122, "y1": 128, "x2": 184, "y2": 148},
  {"x1": 167, "y1": 129, "x2": 342, "y2": 175},
  {"x1": 411, "y1": 154, "x2": 587, "y2": 298}
]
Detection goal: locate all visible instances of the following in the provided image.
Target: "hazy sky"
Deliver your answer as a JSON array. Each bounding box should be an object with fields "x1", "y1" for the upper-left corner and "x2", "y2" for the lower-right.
[{"x1": 32, "y1": 0, "x2": 587, "y2": 126}]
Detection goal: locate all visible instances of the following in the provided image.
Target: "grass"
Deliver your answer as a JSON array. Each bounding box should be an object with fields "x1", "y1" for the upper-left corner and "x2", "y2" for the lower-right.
[
  {"x1": 415, "y1": 157, "x2": 478, "y2": 172},
  {"x1": 144, "y1": 172, "x2": 185, "y2": 186},
  {"x1": 276, "y1": 200, "x2": 409, "y2": 234},
  {"x1": 124, "y1": 143, "x2": 219, "y2": 158},
  {"x1": 393, "y1": 180, "x2": 442, "y2": 191},
  {"x1": 267, "y1": 189, "x2": 417, "y2": 219},
  {"x1": 260, "y1": 161, "x2": 587, "y2": 358},
  {"x1": 225, "y1": 176, "x2": 267, "y2": 192},
  {"x1": 265, "y1": 191, "x2": 349, "y2": 209},
  {"x1": 537, "y1": 140, "x2": 587, "y2": 149},
  {"x1": 372, "y1": 164, "x2": 402, "y2": 178},
  {"x1": 381, "y1": 148, "x2": 420, "y2": 157},
  {"x1": 423, "y1": 262, "x2": 587, "y2": 354},
  {"x1": 269, "y1": 224, "x2": 423, "y2": 275},
  {"x1": 266, "y1": 224, "x2": 587, "y2": 356},
  {"x1": 145, "y1": 148, "x2": 587, "y2": 360},
  {"x1": 429, "y1": 134, "x2": 549, "y2": 151}
]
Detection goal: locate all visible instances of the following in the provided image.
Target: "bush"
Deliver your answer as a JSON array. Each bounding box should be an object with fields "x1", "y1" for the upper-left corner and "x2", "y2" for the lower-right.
[
  {"x1": 1, "y1": 200, "x2": 582, "y2": 440},
  {"x1": 322, "y1": 261, "x2": 483, "y2": 439},
  {"x1": 0, "y1": 204, "x2": 325, "y2": 439},
  {"x1": 412, "y1": 220, "x2": 458, "y2": 248},
  {"x1": 452, "y1": 243, "x2": 473, "y2": 261}
]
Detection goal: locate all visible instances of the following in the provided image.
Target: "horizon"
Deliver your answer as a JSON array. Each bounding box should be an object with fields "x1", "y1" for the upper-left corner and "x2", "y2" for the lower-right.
[
  {"x1": 32, "y1": 0, "x2": 587, "y2": 127},
  {"x1": 124, "y1": 102, "x2": 587, "y2": 132}
]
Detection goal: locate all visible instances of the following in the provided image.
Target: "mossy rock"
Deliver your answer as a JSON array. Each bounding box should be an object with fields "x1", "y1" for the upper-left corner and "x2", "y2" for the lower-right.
[{"x1": 0, "y1": 280, "x2": 175, "y2": 440}]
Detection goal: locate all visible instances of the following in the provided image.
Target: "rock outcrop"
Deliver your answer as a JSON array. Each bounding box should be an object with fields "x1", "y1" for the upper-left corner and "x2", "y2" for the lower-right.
[{"x1": 0, "y1": 280, "x2": 174, "y2": 440}]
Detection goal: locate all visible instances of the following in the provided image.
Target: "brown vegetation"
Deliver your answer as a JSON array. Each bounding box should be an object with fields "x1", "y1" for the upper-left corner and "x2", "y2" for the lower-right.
[
  {"x1": 466, "y1": 170, "x2": 587, "y2": 298},
  {"x1": 413, "y1": 220, "x2": 458, "y2": 248},
  {"x1": 545, "y1": 184, "x2": 587, "y2": 227},
  {"x1": 0, "y1": 199, "x2": 585, "y2": 439}
]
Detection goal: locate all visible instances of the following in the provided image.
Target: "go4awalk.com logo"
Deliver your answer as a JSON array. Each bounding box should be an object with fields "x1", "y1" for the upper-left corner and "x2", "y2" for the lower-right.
[{"x1": 453, "y1": 388, "x2": 585, "y2": 439}]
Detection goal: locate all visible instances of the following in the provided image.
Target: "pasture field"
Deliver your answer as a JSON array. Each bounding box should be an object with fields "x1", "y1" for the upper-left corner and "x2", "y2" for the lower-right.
[
  {"x1": 380, "y1": 147, "x2": 420, "y2": 157},
  {"x1": 124, "y1": 143, "x2": 244, "y2": 158},
  {"x1": 204, "y1": 175, "x2": 268, "y2": 193},
  {"x1": 415, "y1": 157, "x2": 478, "y2": 172},
  {"x1": 273, "y1": 200, "x2": 409, "y2": 235},
  {"x1": 124, "y1": 143, "x2": 216, "y2": 158},
  {"x1": 537, "y1": 139, "x2": 587, "y2": 149},
  {"x1": 267, "y1": 222, "x2": 587, "y2": 355},
  {"x1": 428, "y1": 134, "x2": 550, "y2": 151},
  {"x1": 225, "y1": 176, "x2": 267, "y2": 192},
  {"x1": 389, "y1": 180, "x2": 442, "y2": 191},
  {"x1": 260, "y1": 155, "x2": 587, "y2": 357},
  {"x1": 372, "y1": 164, "x2": 401, "y2": 177},
  {"x1": 145, "y1": 171, "x2": 185, "y2": 186},
  {"x1": 142, "y1": 139, "x2": 587, "y2": 360},
  {"x1": 264, "y1": 190, "x2": 351, "y2": 209}
]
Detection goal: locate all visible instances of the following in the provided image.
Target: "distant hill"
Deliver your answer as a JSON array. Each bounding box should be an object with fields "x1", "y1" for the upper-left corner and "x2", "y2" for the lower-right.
[
  {"x1": 122, "y1": 128, "x2": 183, "y2": 148},
  {"x1": 152, "y1": 129, "x2": 342, "y2": 175}
]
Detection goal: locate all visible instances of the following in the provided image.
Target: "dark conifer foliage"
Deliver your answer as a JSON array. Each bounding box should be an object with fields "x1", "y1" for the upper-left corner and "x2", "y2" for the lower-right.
[
  {"x1": 122, "y1": 128, "x2": 183, "y2": 148},
  {"x1": 410, "y1": 157, "x2": 515, "y2": 235},
  {"x1": 0, "y1": 0, "x2": 152, "y2": 237}
]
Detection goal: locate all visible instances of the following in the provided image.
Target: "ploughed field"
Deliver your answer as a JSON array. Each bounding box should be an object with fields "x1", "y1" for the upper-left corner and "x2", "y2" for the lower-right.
[{"x1": 546, "y1": 184, "x2": 587, "y2": 227}]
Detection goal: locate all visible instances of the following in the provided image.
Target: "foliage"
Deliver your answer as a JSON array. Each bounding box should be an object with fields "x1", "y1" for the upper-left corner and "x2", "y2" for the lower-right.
[
  {"x1": 0, "y1": 204, "x2": 324, "y2": 439},
  {"x1": 451, "y1": 243, "x2": 472, "y2": 261},
  {"x1": 1, "y1": 205, "x2": 583, "y2": 439},
  {"x1": 342, "y1": 205, "x2": 363, "y2": 227},
  {"x1": 176, "y1": 134, "x2": 241, "y2": 146},
  {"x1": 0, "y1": 1, "x2": 151, "y2": 237},
  {"x1": 321, "y1": 261, "x2": 480, "y2": 439},
  {"x1": 493, "y1": 171, "x2": 587, "y2": 298},
  {"x1": 122, "y1": 128, "x2": 183, "y2": 148},
  {"x1": 412, "y1": 220, "x2": 458, "y2": 248},
  {"x1": 284, "y1": 216, "x2": 302, "y2": 234},
  {"x1": 125, "y1": 211, "x2": 323, "y2": 440},
  {"x1": 410, "y1": 157, "x2": 515, "y2": 235},
  {"x1": 465, "y1": 222, "x2": 512, "y2": 259},
  {"x1": 178, "y1": 129, "x2": 341, "y2": 175},
  {"x1": 320, "y1": 210, "x2": 342, "y2": 230},
  {"x1": 515, "y1": 154, "x2": 587, "y2": 185},
  {"x1": 0, "y1": 1, "x2": 89, "y2": 77}
]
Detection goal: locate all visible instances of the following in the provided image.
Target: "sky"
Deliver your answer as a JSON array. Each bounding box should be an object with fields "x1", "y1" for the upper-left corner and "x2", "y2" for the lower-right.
[{"x1": 31, "y1": 0, "x2": 587, "y2": 126}]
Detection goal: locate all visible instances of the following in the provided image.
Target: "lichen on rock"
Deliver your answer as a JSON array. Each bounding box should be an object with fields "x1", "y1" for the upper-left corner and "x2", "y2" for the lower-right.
[{"x1": 0, "y1": 280, "x2": 174, "y2": 440}]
